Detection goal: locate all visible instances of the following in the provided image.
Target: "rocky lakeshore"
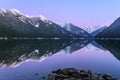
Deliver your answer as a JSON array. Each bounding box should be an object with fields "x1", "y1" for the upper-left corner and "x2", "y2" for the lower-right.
[{"x1": 41, "y1": 68, "x2": 116, "y2": 80}]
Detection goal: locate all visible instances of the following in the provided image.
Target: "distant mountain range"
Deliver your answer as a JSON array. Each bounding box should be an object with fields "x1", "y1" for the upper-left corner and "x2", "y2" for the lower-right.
[
  {"x1": 59, "y1": 23, "x2": 92, "y2": 38},
  {"x1": 0, "y1": 9, "x2": 120, "y2": 39},
  {"x1": 0, "y1": 9, "x2": 92, "y2": 39}
]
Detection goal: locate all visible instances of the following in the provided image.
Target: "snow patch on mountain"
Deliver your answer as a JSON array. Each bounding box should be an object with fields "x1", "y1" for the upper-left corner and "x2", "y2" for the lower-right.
[
  {"x1": 63, "y1": 23, "x2": 71, "y2": 31},
  {"x1": 55, "y1": 22, "x2": 63, "y2": 26},
  {"x1": 18, "y1": 17, "x2": 26, "y2": 23},
  {"x1": 84, "y1": 26, "x2": 107, "y2": 33},
  {"x1": 57, "y1": 22, "x2": 71, "y2": 27},
  {"x1": 0, "y1": 9, "x2": 23, "y2": 16},
  {"x1": 48, "y1": 21, "x2": 53, "y2": 25},
  {"x1": 0, "y1": 10, "x2": 5, "y2": 16},
  {"x1": 0, "y1": 9, "x2": 7, "y2": 13},
  {"x1": 58, "y1": 22, "x2": 72, "y2": 31},
  {"x1": 34, "y1": 23, "x2": 39, "y2": 27},
  {"x1": 38, "y1": 15, "x2": 47, "y2": 21},
  {"x1": 25, "y1": 15, "x2": 33, "y2": 18},
  {"x1": 25, "y1": 14, "x2": 51, "y2": 27},
  {"x1": 10, "y1": 9, "x2": 23, "y2": 16}
]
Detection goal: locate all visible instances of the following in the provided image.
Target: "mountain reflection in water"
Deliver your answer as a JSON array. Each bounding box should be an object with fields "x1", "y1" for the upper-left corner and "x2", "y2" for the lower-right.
[
  {"x1": 0, "y1": 39, "x2": 91, "y2": 67},
  {"x1": 95, "y1": 40, "x2": 120, "y2": 61},
  {"x1": 0, "y1": 39, "x2": 120, "y2": 80}
]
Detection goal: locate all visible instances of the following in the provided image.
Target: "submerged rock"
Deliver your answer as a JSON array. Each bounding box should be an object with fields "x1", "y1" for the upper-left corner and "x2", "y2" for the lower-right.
[
  {"x1": 43, "y1": 68, "x2": 116, "y2": 80},
  {"x1": 102, "y1": 74, "x2": 116, "y2": 80}
]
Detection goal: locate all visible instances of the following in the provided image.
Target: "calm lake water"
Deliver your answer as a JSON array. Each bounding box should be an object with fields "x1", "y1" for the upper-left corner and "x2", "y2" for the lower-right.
[{"x1": 0, "y1": 39, "x2": 120, "y2": 80}]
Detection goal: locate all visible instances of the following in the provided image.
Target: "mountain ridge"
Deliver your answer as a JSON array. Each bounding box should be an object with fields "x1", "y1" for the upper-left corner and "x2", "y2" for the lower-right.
[{"x1": 0, "y1": 9, "x2": 93, "y2": 39}]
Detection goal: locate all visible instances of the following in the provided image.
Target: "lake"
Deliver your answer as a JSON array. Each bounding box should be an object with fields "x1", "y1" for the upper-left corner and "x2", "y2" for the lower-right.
[{"x1": 0, "y1": 39, "x2": 120, "y2": 80}]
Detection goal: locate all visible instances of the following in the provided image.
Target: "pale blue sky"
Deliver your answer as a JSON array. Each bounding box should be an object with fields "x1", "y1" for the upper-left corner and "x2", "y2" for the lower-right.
[{"x1": 0, "y1": 0, "x2": 120, "y2": 27}]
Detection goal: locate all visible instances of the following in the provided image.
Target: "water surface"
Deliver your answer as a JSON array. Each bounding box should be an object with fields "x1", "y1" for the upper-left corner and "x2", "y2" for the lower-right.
[{"x1": 0, "y1": 39, "x2": 120, "y2": 80}]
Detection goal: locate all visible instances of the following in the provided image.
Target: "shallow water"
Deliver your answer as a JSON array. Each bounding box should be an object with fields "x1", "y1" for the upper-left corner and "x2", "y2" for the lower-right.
[{"x1": 0, "y1": 39, "x2": 120, "y2": 80}]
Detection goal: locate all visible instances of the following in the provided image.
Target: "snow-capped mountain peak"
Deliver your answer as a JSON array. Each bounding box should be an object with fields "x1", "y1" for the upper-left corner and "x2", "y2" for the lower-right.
[
  {"x1": 25, "y1": 14, "x2": 49, "y2": 24},
  {"x1": 38, "y1": 15, "x2": 47, "y2": 21},
  {"x1": 0, "y1": 9, "x2": 23, "y2": 16},
  {"x1": 0, "y1": 9, "x2": 48, "y2": 23},
  {"x1": 0, "y1": 9, "x2": 7, "y2": 13},
  {"x1": 10, "y1": 9, "x2": 23, "y2": 16},
  {"x1": 25, "y1": 15, "x2": 33, "y2": 18}
]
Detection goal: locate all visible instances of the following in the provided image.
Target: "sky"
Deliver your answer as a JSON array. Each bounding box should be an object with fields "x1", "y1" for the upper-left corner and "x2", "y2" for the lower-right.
[{"x1": 0, "y1": 0, "x2": 120, "y2": 27}]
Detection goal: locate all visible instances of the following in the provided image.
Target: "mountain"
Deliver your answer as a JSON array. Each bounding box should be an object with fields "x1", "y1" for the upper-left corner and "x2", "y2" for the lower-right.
[
  {"x1": 59, "y1": 23, "x2": 92, "y2": 38},
  {"x1": 95, "y1": 17, "x2": 120, "y2": 38},
  {"x1": 27, "y1": 16, "x2": 75, "y2": 38},
  {"x1": 91, "y1": 26, "x2": 107, "y2": 36},
  {"x1": 0, "y1": 9, "x2": 78, "y2": 39}
]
